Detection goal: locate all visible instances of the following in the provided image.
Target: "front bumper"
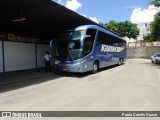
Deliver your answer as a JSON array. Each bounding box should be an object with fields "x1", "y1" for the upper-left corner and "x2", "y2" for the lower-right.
[{"x1": 55, "y1": 64, "x2": 83, "y2": 73}]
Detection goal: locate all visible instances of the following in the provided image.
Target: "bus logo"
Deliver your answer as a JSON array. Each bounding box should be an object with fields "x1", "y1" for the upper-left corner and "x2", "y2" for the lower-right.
[{"x1": 101, "y1": 45, "x2": 124, "y2": 52}]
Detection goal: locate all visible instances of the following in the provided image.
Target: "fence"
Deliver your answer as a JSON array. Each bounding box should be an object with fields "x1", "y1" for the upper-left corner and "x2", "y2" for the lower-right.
[
  {"x1": 128, "y1": 41, "x2": 160, "y2": 48},
  {"x1": 127, "y1": 41, "x2": 160, "y2": 58}
]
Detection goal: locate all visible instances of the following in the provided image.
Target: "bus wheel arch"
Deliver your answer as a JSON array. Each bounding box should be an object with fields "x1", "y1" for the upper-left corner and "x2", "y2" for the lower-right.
[{"x1": 92, "y1": 60, "x2": 99, "y2": 74}]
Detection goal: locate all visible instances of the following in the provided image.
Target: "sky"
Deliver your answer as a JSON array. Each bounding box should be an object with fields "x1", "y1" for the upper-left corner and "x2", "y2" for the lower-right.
[{"x1": 54, "y1": 0, "x2": 158, "y2": 24}]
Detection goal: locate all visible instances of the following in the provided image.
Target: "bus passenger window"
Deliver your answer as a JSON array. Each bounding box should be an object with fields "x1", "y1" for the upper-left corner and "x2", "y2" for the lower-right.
[{"x1": 113, "y1": 43, "x2": 118, "y2": 47}]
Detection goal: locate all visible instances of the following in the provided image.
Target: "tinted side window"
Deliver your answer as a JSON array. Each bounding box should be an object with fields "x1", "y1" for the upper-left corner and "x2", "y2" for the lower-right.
[
  {"x1": 97, "y1": 31, "x2": 107, "y2": 44},
  {"x1": 86, "y1": 29, "x2": 97, "y2": 42},
  {"x1": 97, "y1": 31, "x2": 126, "y2": 47}
]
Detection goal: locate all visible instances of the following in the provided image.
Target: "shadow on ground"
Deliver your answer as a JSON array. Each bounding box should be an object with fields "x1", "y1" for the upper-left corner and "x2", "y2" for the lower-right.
[
  {"x1": 0, "y1": 74, "x2": 62, "y2": 93},
  {"x1": 0, "y1": 64, "x2": 121, "y2": 93},
  {"x1": 57, "y1": 64, "x2": 122, "y2": 78}
]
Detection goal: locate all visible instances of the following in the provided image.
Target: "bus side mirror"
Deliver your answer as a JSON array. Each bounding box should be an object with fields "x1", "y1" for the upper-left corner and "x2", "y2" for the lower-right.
[
  {"x1": 85, "y1": 35, "x2": 91, "y2": 38},
  {"x1": 96, "y1": 42, "x2": 100, "y2": 46},
  {"x1": 50, "y1": 39, "x2": 56, "y2": 48},
  {"x1": 82, "y1": 35, "x2": 91, "y2": 40}
]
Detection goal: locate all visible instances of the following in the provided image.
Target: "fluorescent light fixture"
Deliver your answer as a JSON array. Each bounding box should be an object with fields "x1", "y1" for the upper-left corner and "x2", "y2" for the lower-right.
[{"x1": 11, "y1": 17, "x2": 26, "y2": 22}]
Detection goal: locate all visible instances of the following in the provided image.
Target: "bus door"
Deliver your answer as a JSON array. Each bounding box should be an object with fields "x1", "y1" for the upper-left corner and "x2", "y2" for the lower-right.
[
  {"x1": 83, "y1": 36, "x2": 95, "y2": 71},
  {"x1": 83, "y1": 29, "x2": 97, "y2": 71}
]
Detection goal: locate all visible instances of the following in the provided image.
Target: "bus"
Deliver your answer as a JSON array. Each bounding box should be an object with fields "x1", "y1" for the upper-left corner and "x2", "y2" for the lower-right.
[{"x1": 52, "y1": 25, "x2": 127, "y2": 73}]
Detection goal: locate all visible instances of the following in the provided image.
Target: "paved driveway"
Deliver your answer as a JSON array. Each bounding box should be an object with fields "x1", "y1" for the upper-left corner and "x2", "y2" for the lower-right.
[{"x1": 0, "y1": 59, "x2": 160, "y2": 119}]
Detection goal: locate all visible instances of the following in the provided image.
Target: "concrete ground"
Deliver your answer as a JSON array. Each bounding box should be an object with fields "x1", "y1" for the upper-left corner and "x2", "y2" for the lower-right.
[
  {"x1": 0, "y1": 68, "x2": 55, "y2": 86},
  {"x1": 0, "y1": 59, "x2": 160, "y2": 120}
]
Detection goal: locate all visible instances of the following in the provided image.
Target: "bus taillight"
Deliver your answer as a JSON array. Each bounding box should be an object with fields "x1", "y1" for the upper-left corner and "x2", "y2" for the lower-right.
[{"x1": 63, "y1": 68, "x2": 68, "y2": 71}]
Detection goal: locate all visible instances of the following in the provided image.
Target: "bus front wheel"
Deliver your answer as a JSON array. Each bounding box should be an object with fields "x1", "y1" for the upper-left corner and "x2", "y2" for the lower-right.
[
  {"x1": 92, "y1": 61, "x2": 99, "y2": 74},
  {"x1": 118, "y1": 58, "x2": 123, "y2": 65}
]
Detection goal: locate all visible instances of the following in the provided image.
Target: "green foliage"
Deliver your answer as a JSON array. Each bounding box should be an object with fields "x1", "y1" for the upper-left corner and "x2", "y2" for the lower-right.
[
  {"x1": 104, "y1": 20, "x2": 139, "y2": 40},
  {"x1": 150, "y1": 12, "x2": 160, "y2": 41},
  {"x1": 148, "y1": 0, "x2": 160, "y2": 41},
  {"x1": 99, "y1": 22, "x2": 105, "y2": 27},
  {"x1": 143, "y1": 34, "x2": 152, "y2": 42},
  {"x1": 151, "y1": 0, "x2": 160, "y2": 7},
  {"x1": 104, "y1": 20, "x2": 119, "y2": 33}
]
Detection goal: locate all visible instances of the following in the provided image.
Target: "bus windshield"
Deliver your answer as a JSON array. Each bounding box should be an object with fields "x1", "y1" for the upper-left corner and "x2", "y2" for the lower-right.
[
  {"x1": 56, "y1": 30, "x2": 86, "y2": 61},
  {"x1": 68, "y1": 30, "x2": 86, "y2": 60}
]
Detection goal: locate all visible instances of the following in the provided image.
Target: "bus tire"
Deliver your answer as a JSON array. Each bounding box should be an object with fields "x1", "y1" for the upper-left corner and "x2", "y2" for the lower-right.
[
  {"x1": 118, "y1": 58, "x2": 122, "y2": 66},
  {"x1": 121, "y1": 57, "x2": 124, "y2": 64},
  {"x1": 92, "y1": 61, "x2": 99, "y2": 74}
]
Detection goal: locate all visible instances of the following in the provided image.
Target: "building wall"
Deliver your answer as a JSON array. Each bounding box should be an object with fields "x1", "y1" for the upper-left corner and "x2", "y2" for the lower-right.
[
  {"x1": 123, "y1": 37, "x2": 136, "y2": 43},
  {"x1": 0, "y1": 41, "x2": 3, "y2": 72},
  {"x1": 4, "y1": 41, "x2": 36, "y2": 72},
  {"x1": 136, "y1": 23, "x2": 151, "y2": 41},
  {"x1": 0, "y1": 33, "x2": 54, "y2": 73}
]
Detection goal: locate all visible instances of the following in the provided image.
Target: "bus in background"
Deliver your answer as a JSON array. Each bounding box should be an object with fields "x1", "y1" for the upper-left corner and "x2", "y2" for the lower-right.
[{"x1": 53, "y1": 25, "x2": 127, "y2": 73}]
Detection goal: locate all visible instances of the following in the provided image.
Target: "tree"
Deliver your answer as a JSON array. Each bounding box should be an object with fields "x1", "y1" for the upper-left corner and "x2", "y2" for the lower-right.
[
  {"x1": 99, "y1": 22, "x2": 105, "y2": 27},
  {"x1": 144, "y1": 34, "x2": 152, "y2": 42},
  {"x1": 104, "y1": 20, "x2": 139, "y2": 40},
  {"x1": 151, "y1": 0, "x2": 160, "y2": 7},
  {"x1": 104, "y1": 20, "x2": 119, "y2": 33},
  {"x1": 149, "y1": 0, "x2": 160, "y2": 41},
  {"x1": 121, "y1": 21, "x2": 139, "y2": 41},
  {"x1": 150, "y1": 12, "x2": 160, "y2": 41}
]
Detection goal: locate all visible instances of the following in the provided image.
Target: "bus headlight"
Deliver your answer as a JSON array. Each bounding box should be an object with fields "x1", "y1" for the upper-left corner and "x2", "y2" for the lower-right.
[
  {"x1": 71, "y1": 59, "x2": 87, "y2": 67},
  {"x1": 81, "y1": 59, "x2": 87, "y2": 64},
  {"x1": 55, "y1": 60, "x2": 60, "y2": 64},
  {"x1": 72, "y1": 62, "x2": 80, "y2": 67}
]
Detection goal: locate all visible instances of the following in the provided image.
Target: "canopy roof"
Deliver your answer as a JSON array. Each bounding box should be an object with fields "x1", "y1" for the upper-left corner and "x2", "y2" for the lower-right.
[{"x1": 0, "y1": 0, "x2": 98, "y2": 39}]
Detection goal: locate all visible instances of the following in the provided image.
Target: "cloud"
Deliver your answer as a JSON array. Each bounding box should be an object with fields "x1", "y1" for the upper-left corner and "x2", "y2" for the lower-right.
[
  {"x1": 57, "y1": 0, "x2": 65, "y2": 6},
  {"x1": 55, "y1": 0, "x2": 99, "y2": 23},
  {"x1": 81, "y1": 14, "x2": 99, "y2": 24},
  {"x1": 89, "y1": 17, "x2": 99, "y2": 23},
  {"x1": 65, "y1": 0, "x2": 82, "y2": 11},
  {"x1": 54, "y1": 0, "x2": 82, "y2": 11},
  {"x1": 130, "y1": 5, "x2": 157, "y2": 23}
]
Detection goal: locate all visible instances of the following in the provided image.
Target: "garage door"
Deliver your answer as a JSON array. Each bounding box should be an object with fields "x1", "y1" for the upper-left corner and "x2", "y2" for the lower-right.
[{"x1": 4, "y1": 41, "x2": 36, "y2": 72}]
